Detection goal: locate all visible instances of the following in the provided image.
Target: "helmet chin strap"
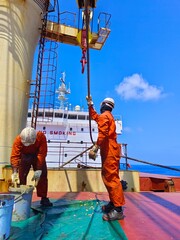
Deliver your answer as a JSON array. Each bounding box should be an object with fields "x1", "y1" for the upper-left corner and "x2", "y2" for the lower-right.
[{"x1": 100, "y1": 104, "x2": 112, "y2": 113}]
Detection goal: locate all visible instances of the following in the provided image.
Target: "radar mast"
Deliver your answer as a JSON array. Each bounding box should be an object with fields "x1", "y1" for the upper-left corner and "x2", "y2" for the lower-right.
[{"x1": 56, "y1": 72, "x2": 71, "y2": 109}]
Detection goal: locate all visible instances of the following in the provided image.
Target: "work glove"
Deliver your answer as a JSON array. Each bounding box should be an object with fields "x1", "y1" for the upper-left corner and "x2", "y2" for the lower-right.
[
  {"x1": 86, "y1": 95, "x2": 93, "y2": 107},
  {"x1": 89, "y1": 144, "x2": 99, "y2": 160},
  {"x1": 31, "y1": 170, "x2": 42, "y2": 186},
  {"x1": 11, "y1": 170, "x2": 20, "y2": 185}
]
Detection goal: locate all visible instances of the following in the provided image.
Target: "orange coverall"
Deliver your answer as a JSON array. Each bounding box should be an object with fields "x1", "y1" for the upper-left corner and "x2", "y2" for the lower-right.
[
  {"x1": 10, "y1": 131, "x2": 48, "y2": 198},
  {"x1": 89, "y1": 106, "x2": 125, "y2": 207}
]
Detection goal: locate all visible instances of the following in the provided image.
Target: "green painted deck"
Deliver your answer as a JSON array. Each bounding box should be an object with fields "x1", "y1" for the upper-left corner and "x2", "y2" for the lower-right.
[{"x1": 31, "y1": 191, "x2": 180, "y2": 240}]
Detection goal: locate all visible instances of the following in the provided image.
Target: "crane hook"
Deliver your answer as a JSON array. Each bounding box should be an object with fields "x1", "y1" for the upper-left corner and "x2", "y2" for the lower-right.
[{"x1": 80, "y1": 48, "x2": 87, "y2": 73}]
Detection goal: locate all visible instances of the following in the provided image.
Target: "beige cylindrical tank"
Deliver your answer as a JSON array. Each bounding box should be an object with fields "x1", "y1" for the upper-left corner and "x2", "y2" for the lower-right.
[{"x1": 0, "y1": 0, "x2": 45, "y2": 178}]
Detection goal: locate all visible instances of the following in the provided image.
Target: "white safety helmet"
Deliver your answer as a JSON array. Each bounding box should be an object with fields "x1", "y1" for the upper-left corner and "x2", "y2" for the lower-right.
[
  {"x1": 101, "y1": 97, "x2": 115, "y2": 109},
  {"x1": 20, "y1": 127, "x2": 37, "y2": 146}
]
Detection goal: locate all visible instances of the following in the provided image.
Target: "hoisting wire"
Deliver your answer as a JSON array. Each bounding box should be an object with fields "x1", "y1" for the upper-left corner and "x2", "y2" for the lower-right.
[
  {"x1": 59, "y1": 0, "x2": 94, "y2": 168},
  {"x1": 84, "y1": 0, "x2": 95, "y2": 145}
]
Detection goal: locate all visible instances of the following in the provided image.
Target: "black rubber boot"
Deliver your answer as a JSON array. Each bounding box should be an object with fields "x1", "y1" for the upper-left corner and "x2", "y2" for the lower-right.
[
  {"x1": 102, "y1": 201, "x2": 114, "y2": 213},
  {"x1": 102, "y1": 209, "x2": 124, "y2": 221},
  {"x1": 40, "y1": 197, "x2": 53, "y2": 207}
]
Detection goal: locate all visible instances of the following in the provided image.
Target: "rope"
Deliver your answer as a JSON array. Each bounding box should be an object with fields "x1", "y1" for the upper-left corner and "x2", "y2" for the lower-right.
[{"x1": 124, "y1": 156, "x2": 180, "y2": 172}]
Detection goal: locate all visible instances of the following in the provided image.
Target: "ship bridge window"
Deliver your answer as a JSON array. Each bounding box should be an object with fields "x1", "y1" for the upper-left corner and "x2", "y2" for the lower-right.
[
  {"x1": 68, "y1": 114, "x2": 77, "y2": 119},
  {"x1": 55, "y1": 113, "x2": 63, "y2": 118},
  {"x1": 64, "y1": 113, "x2": 67, "y2": 118},
  {"x1": 28, "y1": 112, "x2": 31, "y2": 117},
  {"x1": 45, "y1": 112, "x2": 53, "y2": 117},
  {"x1": 78, "y1": 115, "x2": 86, "y2": 120},
  {"x1": 38, "y1": 112, "x2": 43, "y2": 117}
]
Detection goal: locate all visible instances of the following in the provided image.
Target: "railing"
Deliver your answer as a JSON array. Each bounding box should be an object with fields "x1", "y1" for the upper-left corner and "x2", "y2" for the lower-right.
[
  {"x1": 46, "y1": 140, "x2": 98, "y2": 168},
  {"x1": 46, "y1": 140, "x2": 128, "y2": 169},
  {"x1": 46, "y1": 141, "x2": 180, "y2": 174},
  {"x1": 60, "y1": 11, "x2": 77, "y2": 28},
  {"x1": 97, "y1": 12, "x2": 111, "y2": 32}
]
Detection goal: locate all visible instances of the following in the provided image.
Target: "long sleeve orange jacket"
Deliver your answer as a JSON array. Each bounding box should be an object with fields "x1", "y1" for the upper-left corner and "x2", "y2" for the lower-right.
[
  {"x1": 10, "y1": 131, "x2": 47, "y2": 170},
  {"x1": 89, "y1": 106, "x2": 117, "y2": 147}
]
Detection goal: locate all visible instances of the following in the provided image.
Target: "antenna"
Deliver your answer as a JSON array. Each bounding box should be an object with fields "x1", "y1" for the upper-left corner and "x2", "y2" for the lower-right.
[{"x1": 56, "y1": 72, "x2": 71, "y2": 109}]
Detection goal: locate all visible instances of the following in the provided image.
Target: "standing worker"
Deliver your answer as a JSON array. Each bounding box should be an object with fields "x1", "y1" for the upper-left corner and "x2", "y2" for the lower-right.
[
  {"x1": 10, "y1": 127, "x2": 53, "y2": 207},
  {"x1": 87, "y1": 96, "x2": 125, "y2": 221}
]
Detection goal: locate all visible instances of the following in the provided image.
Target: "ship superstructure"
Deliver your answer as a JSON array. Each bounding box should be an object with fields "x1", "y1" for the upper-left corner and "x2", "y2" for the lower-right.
[{"x1": 27, "y1": 73, "x2": 122, "y2": 168}]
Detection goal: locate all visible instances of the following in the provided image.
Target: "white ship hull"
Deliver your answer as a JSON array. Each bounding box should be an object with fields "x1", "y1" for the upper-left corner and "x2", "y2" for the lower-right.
[{"x1": 27, "y1": 107, "x2": 122, "y2": 168}]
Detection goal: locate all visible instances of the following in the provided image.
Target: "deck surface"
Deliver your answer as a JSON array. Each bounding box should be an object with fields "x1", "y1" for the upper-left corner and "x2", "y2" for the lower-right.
[{"x1": 32, "y1": 191, "x2": 180, "y2": 240}]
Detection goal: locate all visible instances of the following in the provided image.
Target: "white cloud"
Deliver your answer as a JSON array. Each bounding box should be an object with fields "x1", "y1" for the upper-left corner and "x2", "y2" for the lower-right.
[
  {"x1": 115, "y1": 74, "x2": 164, "y2": 101},
  {"x1": 123, "y1": 126, "x2": 132, "y2": 133},
  {"x1": 122, "y1": 126, "x2": 143, "y2": 133}
]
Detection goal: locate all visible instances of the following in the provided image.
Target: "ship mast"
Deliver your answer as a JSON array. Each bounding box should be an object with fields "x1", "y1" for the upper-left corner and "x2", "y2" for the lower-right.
[{"x1": 56, "y1": 72, "x2": 71, "y2": 109}]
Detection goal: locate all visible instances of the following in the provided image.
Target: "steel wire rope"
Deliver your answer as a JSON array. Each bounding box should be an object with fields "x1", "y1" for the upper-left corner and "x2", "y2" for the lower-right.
[
  {"x1": 124, "y1": 156, "x2": 180, "y2": 172},
  {"x1": 56, "y1": 2, "x2": 96, "y2": 168},
  {"x1": 56, "y1": 0, "x2": 60, "y2": 24},
  {"x1": 85, "y1": 0, "x2": 95, "y2": 145}
]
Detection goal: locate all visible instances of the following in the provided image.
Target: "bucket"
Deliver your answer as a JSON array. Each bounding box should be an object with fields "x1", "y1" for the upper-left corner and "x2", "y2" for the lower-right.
[
  {"x1": 0, "y1": 194, "x2": 14, "y2": 240},
  {"x1": 9, "y1": 185, "x2": 34, "y2": 221},
  {"x1": 0, "y1": 179, "x2": 9, "y2": 192}
]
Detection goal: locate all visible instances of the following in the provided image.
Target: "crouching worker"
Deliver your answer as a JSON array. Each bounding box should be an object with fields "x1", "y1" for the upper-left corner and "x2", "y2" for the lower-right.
[
  {"x1": 87, "y1": 96, "x2": 125, "y2": 221},
  {"x1": 10, "y1": 127, "x2": 53, "y2": 207}
]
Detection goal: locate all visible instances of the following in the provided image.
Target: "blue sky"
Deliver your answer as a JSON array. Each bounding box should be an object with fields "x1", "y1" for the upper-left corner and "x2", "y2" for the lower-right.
[{"x1": 34, "y1": 1, "x2": 180, "y2": 166}]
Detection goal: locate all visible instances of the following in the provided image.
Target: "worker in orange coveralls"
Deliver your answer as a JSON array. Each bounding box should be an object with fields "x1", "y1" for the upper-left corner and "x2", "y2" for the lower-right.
[
  {"x1": 10, "y1": 127, "x2": 53, "y2": 207},
  {"x1": 87, "y1": 96, "x2": 125, "y2": 221}
]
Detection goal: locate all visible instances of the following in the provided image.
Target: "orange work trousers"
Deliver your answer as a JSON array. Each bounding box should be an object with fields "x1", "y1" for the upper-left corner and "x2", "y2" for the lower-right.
[
  {"x1": 19, "y1": 154, "x2": 48, "y2": 198},
  {"x1": 101, "y1": 141, "x2": 125, "y2": 207}
]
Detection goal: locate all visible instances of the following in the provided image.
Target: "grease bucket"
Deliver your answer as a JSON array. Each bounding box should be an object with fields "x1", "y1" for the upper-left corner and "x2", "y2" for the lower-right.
[
  {"x1": 0, "y1": 179, "x2": 9, "y2": 192},
  {"x1": 0, "y1": 194, "x2": 14, "y2": 240},
  {"x1": 9, "y1": 185, "x2": 34, "y2": 221}
]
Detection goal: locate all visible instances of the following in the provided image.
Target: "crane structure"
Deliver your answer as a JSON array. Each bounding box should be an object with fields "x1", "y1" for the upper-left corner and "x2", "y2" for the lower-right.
[
  {"x1": 30, "y1": 0, "x2": 111, "y2": 128},
  {"x1": 45, "y1": 1, "x2": 111, "y2": 73},
  {"x1": 45, "y1": 6, "x2": 111, "y2": 50}
]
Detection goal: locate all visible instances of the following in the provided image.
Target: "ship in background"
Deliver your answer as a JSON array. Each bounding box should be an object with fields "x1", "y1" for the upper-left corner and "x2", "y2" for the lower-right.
[{"x1": 27, "y1": 72, "x2": 123, "y2": 168}]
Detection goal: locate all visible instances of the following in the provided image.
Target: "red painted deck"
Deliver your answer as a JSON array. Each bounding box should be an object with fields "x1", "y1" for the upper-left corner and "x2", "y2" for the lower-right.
[
  {"x1": 32, "y1": 191, "x2": 180, "y2": 240},
  {"x1": 139, "y1": 173, "x2": 180, "y2": 192}
]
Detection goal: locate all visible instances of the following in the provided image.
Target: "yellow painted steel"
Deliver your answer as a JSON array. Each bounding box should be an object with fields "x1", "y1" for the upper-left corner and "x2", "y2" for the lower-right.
[
  {"x1": 76, "y1": 30, "x2": 93, "y2": 48},
  {"x1": 45, "y1": 21, "x2": 109, "y2": 50},
  {"x1": 0, "y1": 0, "x2": 42, "y2": 178}
]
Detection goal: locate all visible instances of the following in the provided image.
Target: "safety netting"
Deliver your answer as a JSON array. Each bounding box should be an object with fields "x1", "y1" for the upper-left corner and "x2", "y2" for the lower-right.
[{"x1": 9, "y1": 199, "x2": 127, "y2": 240}]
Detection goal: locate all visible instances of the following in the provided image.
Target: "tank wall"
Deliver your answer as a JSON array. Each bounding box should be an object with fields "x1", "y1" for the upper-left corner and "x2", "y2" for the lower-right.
[{"x1": 0, "y1": 0, "x2": 43, "y2": 176}]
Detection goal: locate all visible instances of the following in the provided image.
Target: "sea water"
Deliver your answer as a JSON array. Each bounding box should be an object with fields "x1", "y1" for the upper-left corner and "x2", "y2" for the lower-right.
[{"x1": 120, "y1": 164, "x2": 180, "y2": 177}]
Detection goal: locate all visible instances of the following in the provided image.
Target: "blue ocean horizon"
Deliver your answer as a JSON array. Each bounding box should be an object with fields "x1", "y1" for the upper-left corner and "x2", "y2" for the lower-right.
[{"x1": 120, "y1": 164, "x2": 180, "y2": 177}]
